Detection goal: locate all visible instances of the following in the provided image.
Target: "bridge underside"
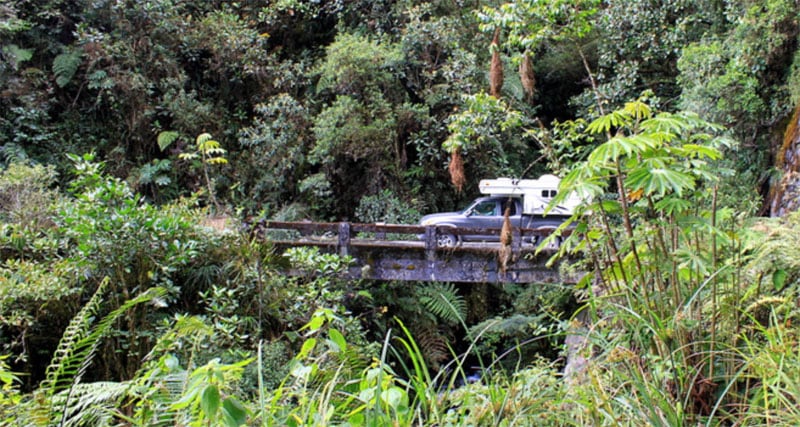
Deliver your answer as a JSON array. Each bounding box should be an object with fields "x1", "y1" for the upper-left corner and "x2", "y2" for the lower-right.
[{"x1": 355, "y1": 242, "x2": 575, "y2": 283}]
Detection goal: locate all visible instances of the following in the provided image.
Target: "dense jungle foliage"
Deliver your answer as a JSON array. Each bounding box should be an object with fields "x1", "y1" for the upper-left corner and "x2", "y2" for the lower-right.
[{"x1": 2, "y1": 0, "x2": 800, "y2": 425}]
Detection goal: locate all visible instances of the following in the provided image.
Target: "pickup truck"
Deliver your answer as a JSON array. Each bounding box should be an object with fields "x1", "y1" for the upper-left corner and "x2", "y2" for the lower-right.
[
  {"x1": 418, "y1": 175, "x2": 579, "y2": 248},
  {"x1": 418, "y1": 195, "x2": 570, "y2": 248}
]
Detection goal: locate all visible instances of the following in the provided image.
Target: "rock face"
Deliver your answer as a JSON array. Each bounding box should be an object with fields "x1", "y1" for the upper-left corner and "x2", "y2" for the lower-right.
[
  {"x1": 772, "y1": 172, "x2": 800, "y2": 216},
  {"x1": 770, "y1": 102, "x2": 800, "y2": 216}
]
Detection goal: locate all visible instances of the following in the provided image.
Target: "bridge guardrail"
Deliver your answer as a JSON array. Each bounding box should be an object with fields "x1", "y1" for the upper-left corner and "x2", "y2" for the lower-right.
[
  {"x1": 251, "y1": 220, "x2": 566, "y2": 258},
  {"x1": 247, "y1": 220, "x2": 576, "y2": 283}
]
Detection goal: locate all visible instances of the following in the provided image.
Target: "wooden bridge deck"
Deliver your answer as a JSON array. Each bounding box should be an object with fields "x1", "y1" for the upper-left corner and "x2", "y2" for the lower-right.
[{"x1": 256, "y1": 221, "x2": 579, "y2": 284}]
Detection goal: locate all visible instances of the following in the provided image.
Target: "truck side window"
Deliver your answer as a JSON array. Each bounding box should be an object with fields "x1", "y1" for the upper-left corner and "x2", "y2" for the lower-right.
[
  {"x1": 473, "y1": 201, "x2": 497, "y2": 216},
  {"x1": 541, "y1": 190, "x2": 557, "y2": 198}
]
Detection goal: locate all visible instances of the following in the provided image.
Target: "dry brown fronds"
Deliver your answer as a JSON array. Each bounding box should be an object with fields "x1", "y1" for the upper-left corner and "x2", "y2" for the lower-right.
[
  {"x1": 498, "y1": 205, "x2": 513, "y2": 273},
  {"x1": 500, "y1": 205, "x2": 513, "y2": 246},
  {"x1": 448, "y1": 147, "x2": 466, "y2": 193},
  {"x1": 519, "y1": 53, "x2": 536, "y2": 103},
  {"x1": 490, "y1": 28, "x2": 503, "y2": 98}
]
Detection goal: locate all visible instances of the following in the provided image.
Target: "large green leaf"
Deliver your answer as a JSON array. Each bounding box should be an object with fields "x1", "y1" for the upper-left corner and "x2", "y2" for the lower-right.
[
  {"x1": 587, "y1": 136, "x2": 640, "y2": 165},
  {"x1": 552, "y1": 165, "x2": 606, "y2": 206},
  {"x1": 631, "y1": 155, "x2": 669, "y2": 171},
  {"x1": 328, "y1": 328, "x2": 347, "y2": 352},
  {"x1": 639, "y1": 113, "x2": 688, "y2": 135},
  {"x1": 201, "y1": 385, "x2": 221, "y2": 418},
  {"x1": 679, "y1": 143, "x2": 722, "y2": 160},
  {"x1": 625, "y1": 167, "x2": 695, "y2": 197},
  {"x1": 772, "y1": 269, "x2": 788, "y2": 291},
  {"x1": 157, "y1": 131, "x2": 180, "y2": 151},
  {"x1": 653, "y1": 197, "x2": 692, "y2": 216},
  {"x1": 221, "y1": 398, "x2": 248, "y2": 426},
  {"x1": 622, "y1": 100, "x2": 652, "y2": 120},
  {"x1": 586, "y1": 110, "x2": 632, "y2": 134}
]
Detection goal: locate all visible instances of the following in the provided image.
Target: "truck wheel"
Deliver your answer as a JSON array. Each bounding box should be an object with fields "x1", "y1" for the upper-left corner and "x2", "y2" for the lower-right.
[
  {"x1": 437, "y1": 233, "x2": 459, "y2": 248},
  {"x1": 545, "y1": 236, "x2": 562, "y2": 251}
]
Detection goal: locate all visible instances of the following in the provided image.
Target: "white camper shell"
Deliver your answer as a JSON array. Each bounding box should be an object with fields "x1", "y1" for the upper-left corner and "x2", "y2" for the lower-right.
[{"x1": 478, "y1": 175, "x2": 579, "y2": 215}]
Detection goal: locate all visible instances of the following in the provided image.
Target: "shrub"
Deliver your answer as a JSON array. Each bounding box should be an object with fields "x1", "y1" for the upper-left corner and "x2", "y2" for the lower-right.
[{"x1": 0, "y1": 162, "x2": 59, "y2": 229}]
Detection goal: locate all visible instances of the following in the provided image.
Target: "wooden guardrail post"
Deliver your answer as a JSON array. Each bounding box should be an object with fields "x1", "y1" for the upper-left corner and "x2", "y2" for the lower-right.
[
  {"x1": 338, "y1": 222, "x2": 351, "y2": 257},
  {"x1": 512, "y1": 227, "x2": 522, "y2": 258},
  {"x1": 424, "y1": 225, "x2": 437, "y2": 261}
]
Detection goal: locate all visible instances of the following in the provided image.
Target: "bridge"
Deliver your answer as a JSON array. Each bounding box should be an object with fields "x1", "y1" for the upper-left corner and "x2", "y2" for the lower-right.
[{"x1": 256, "y1": 221, "x2": 580, "y2": 284}]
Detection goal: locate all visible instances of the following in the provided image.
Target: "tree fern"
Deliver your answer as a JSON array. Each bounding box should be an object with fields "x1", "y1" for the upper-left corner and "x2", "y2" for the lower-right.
[
  {"x1": 416, "y1": 282, "x2": 467, "y2": 326},
  {"x1": 34, "y1": 278, "x2": 167, "y2": 425}
]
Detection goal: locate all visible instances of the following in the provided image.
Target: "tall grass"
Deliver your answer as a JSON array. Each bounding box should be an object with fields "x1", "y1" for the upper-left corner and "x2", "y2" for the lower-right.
[{"x1": 12, "y1": 285, "x2": 798, "y2": 426}]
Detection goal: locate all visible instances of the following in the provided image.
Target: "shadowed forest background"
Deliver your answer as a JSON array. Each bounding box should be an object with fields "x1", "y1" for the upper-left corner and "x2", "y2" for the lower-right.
[{"x1": 2, "y1": 1, "x2": 800, "y2": 425}]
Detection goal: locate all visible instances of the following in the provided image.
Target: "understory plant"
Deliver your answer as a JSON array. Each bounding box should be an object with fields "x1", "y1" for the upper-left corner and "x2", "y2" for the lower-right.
[
  {"x1": 544, "y1": 97, "x2": 739, "y2": 421},
  {"x1": 0, "y1": 155, "x2": 230, "y2": 387},
  {"x1": 541, "y1": 96, "x2": 800, "y2": 424}
]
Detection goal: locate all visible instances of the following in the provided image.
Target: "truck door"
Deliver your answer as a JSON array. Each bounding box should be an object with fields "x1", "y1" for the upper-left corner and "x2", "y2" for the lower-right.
[{"x1": 468, "y1": 199, "x2": 502, "y2": 234}]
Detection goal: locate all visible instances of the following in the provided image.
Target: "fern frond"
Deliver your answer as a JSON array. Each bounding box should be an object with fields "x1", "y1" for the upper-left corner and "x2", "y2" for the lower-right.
[
  {"x1": 469, "y1": 313, "x2": 550, "y2": 346},
  {"x1": 205, "y1": 156, "x2": 228, "y2": 164},
  {"x1": 129, "y1": 369, "x2": 189, "y2": 427},
  {"x1": 197, "y1": 139, "x2": 222, "y2": 151},
  {"x1": 53, "y1": 49, "x2": 82, "y2": 87},
  {"x1": 413, "y1": 324, "x2": 450, "y2": 370},
  {"x1": 53, "y1": 381, "x2": 129, "y2": 427},
  {"x1": 36, "y1": 279, "x2": 167, "y2": 425},
  {"x1": 416, "y1": 282, "x2": 467, "y2": 325},
  {"x1": 40, "y1": 278, "x2": 110, "y2": 395}
]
